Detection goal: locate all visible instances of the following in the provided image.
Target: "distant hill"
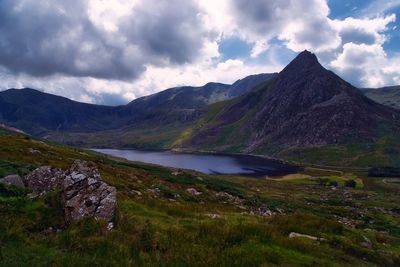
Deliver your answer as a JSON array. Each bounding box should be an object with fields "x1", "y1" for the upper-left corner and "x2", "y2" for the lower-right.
[
  {"x1": 0, "y1": 88, "x2": 120, "y2": 135},
  {"x1": 361, "y1": 86, "x2": 400, "y2": 109},
  {"x1": 0, "y1": 74, "x2": 274, "y2": 137},
  {"x1": 227, "y1": 73, "x2": 277, "y2": 97}
]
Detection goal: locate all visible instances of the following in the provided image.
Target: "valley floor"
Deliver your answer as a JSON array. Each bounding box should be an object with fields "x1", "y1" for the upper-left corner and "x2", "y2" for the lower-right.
[{"x1": 0, "y1": 129, "x2": 399, "y2": 266}]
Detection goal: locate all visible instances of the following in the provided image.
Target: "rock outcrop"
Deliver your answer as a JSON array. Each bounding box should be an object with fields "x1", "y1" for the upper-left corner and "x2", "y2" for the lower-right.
[
  {"x1": 25, "y1": 166, "x2": 64, "y2": 193},
  {"x1": 61, "y1": 160, "x2": 117, "y2": 227},
  {"x1": 0, "y1": 175, "x2": 25, "y2": 189},
  {"x1": 25, "y1": 160, "x2": 117, "y2": 228}
]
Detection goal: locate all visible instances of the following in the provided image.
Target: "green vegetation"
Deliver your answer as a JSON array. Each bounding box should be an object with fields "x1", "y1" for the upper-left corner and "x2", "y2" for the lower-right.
[
  {"x1": 1, "y1": 131, "x2": 400, "y2": 266},
  {"x1": 280, "y1": 139, "x2": 400, "y2": 168}
]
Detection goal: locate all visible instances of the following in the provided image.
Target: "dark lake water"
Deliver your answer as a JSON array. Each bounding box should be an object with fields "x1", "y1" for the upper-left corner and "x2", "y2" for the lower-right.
[{"x1": 93, "y1": 149, "x2": 301, "y2": 176}]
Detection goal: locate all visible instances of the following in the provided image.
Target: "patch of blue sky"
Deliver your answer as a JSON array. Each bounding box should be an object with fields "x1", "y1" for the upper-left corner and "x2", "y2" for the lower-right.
[
  {"x1": 242, "y1": 39, "x2": 297, "y2": 71},
  {"x1": 218, "y1": 37, "x2": 253, "y2": 61},
  {"x1": 382, "y1": 5, "x2": 400, "y2": 53},
  {"x1": 328, "y1": 0, "x2": 371, "y2": 19}
]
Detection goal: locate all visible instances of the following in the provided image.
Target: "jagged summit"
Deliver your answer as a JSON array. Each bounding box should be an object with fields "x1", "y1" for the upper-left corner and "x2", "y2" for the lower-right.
[
  {"x1": 187, "y1": 50, "x2": 400, "y2": 151},
  {"x1": 280, "y1": 50, "x2": 324, "y2": 77},
  {"x1": 296, "y1": 49, "x2": 317, "y2": 60}
]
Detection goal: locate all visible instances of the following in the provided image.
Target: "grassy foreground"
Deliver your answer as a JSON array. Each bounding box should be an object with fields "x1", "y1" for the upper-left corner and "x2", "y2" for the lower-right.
[{"x1": 0, "y1": 129, "x2": 400, "y2": 266}]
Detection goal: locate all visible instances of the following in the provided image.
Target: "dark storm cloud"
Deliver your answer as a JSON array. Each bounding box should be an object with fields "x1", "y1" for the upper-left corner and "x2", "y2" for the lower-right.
[
  {"x1": 0, "y1": 0, "x2": 211, "y2": 80},
  {"x1": 229, "y1": 0, "x2": 339, "y2": 52},
  {"x1": 121, "y1": 0, "x2": 210, "y2": 65},
  {"x1": 230, "y1": 0, "x2": 291, "y2": 36}
]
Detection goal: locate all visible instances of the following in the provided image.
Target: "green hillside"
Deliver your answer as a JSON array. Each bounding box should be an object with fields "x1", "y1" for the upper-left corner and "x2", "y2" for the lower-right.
[{"x1": 1, "y1": 127, "x2": 400, "y2": 266}]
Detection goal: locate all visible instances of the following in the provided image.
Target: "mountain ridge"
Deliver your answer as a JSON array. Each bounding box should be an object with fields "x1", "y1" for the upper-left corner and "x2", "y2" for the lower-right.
[
  {"x1": 183, "y1": 50, "x2": 400, "y2": 156},
  {"x1": 0, "y1": 73, "x2": 275, "y2": 135}
]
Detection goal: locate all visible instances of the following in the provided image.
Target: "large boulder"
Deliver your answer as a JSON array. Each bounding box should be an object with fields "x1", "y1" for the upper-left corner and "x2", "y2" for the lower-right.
[
  {"x1": 25, "y1": 166, "x2": 64, "y2": 193},
  {"x1": 0, "y1": 175, "x2": 25, "y2": 189},
  {"x1": 61, "y1": 160, "x2": 117, "y2": 227}
]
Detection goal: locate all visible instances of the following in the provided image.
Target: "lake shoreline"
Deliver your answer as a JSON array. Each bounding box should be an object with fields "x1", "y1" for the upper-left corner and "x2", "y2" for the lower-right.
[{"x1": 91, "y1": 148, "x2": 302, "y2": 176}]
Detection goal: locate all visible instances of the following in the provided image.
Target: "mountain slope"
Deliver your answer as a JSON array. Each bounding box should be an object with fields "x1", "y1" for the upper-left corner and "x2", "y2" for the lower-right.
[
  {"x1": 119, "y1": 74, "x2": 276, "y2": 126},
  {"x1": 0, "y1": 88, "x2": 121, "y2": 135},
  {"x1": 227, "y1": 73, "x2": 277, "y2": 97},
  {"x1": 361, "y1": 86, "x2": 400, "y2": 109},
  {"x1": 2, "y1": 119, "x2": 400, "y2": 266},
  {"x1": 0, "y1": 74, "x2": 274, "y2": 136},
  {"x1": 184, "y1": 51, "x2": 400, "y2": 155}
]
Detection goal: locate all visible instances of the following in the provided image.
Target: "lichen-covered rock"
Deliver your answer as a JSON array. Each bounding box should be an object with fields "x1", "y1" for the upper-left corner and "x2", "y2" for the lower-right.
[
  {"x1": 61, "y1": 160, "x2": 117, "y2": 226},
  {"x1": 0, "y1": 175, "x2": 25, "y2": 189},
  {"x1": 25, "y1": 166, "x2": 64, "y2": 192}
]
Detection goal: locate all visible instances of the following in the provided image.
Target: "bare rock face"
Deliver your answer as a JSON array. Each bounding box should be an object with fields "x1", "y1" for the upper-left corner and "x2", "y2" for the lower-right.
[
  {"x1": 25, "y1": 166, "x2": 64, "y2": 192},
  {"x1": 24, "y1": 160, "x2": 117, "y2": 228},
  {"x1": 0, "y1": 175, "x2": 25, "y2": 189},
  {"x1": 61, "y1": 160, "x2": 117, "y2": 227}
]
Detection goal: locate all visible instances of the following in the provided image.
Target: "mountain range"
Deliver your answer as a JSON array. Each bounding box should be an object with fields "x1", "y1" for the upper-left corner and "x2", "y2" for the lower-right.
[
  {"x1": 361, "y1": 86, "x2": 400, "y2": 109},
  {"x1": 1, "y1": 51, "x2": 399, "y2": 167},
  {"x1": 0, "y1": 73, "x2": 275, "y2": 134}
]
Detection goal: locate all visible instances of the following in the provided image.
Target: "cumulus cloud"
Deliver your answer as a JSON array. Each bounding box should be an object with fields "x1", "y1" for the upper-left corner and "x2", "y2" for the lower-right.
[
  {"x1": 229, "y1": 0, "x2": 340, "y2": 54},
  {"x1": 0, "y1": 0, "x2": 217, "y2": 80},
  {"x1": 326, "y1": 15, "x2": 399, "y2": 87},
  {"x1": 331, "y1": 43, "x2": 400, "y2": 87},
  {"x1": 332, "y1": 15, "x2": 396, "y2": 46}
]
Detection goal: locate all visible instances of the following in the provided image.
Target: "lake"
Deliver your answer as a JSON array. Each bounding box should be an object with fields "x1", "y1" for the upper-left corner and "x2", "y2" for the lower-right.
[{"x1": 93, "y1": 149, "x2": 301, "y2": 176}]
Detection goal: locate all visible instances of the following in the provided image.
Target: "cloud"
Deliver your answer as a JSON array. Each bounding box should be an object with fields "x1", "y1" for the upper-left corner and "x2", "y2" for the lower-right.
[
  {"x1": 331, "y1": 43, "x2": 400, "y2": 87},
  {"x1": 229, "y1": 0, "x2": 340, "y2": 53},
  {"x1": 0, "y1": 0, "x2": 399, "y2": 105},
  {"x1": 0, "y1": 0, "x2": 217, "y2": 80},
  {"x1": 325, "y1": 15, "x2": 399, "y2": 87},
  {"x1": 332, "y1": 15, "x2": 396, "y2": 46}
]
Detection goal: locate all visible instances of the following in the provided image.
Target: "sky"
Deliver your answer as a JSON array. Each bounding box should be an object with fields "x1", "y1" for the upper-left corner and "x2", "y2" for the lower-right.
[{"x1": 0, "y1": 0, "x2": 399, "y2": 105}]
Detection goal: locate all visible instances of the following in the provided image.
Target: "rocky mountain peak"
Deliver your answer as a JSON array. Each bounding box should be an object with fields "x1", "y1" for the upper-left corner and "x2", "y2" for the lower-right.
[
  {"x1": 187, "y1": 50, "x2": 400, "y2": 152},
  {"x1": 279, "y1": 50, "x2": 324, "y2": 78}
]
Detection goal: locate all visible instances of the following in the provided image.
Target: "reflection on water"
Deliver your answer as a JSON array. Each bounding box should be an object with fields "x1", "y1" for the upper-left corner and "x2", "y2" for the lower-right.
[{"x1": 93, "y1": 149, "x2": 301, "y2": 176}]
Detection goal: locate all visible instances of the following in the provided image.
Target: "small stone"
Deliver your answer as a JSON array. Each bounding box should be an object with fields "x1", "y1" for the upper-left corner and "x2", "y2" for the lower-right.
[
  {"x1": 253, "y1": 207, "x2": 274, "y2": 217},
  {"x1": 186, "y1": 188, "x2": 202, "y2": 196},
  {"x1": 107, "y1": 222, "x2": 114, "y2": 231},
  {"x1": 28, "y1": 148, "x2": 41, "y2": 154},
  {"x1": 131, "y1": 190, "x2": 142, "y2": 196},
  {"x1": 131, "y1": 176, "x2": 142, "y2": 183},
  {"x1": 289, "y1": 232, "x2": 326, "y2": 241},
  {"x1": 208, "y1": 213, "x2": 220, "y2": 219},
  {"x1": 361, "y1": 236, "x2": 373, "y2": 249},
  {"x1": 0, "y1": 175, "x2": 25, "y2": 189}
]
